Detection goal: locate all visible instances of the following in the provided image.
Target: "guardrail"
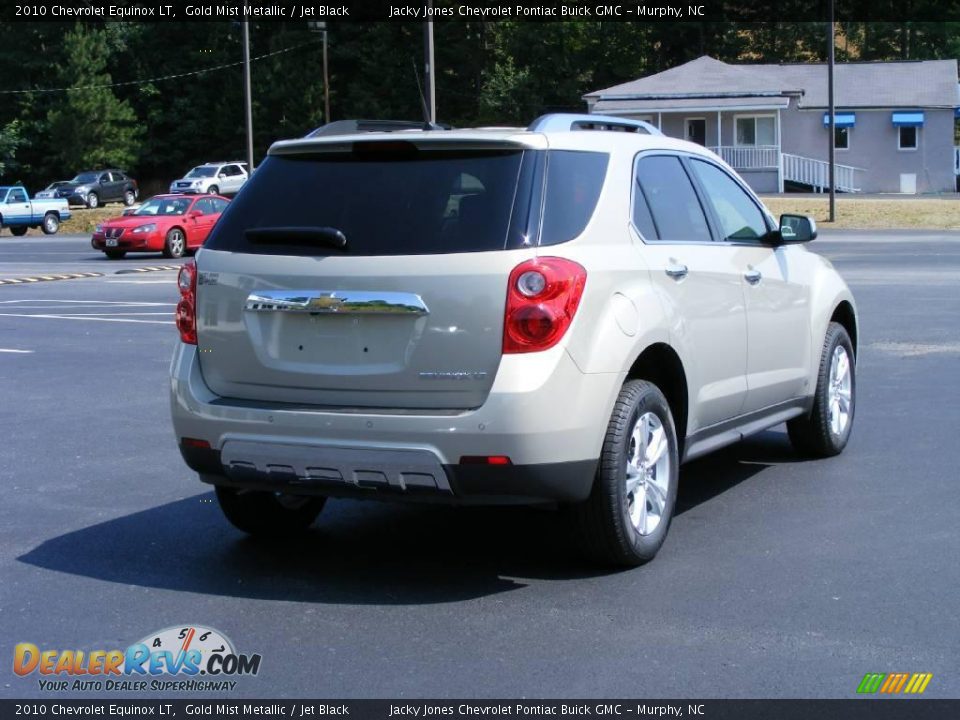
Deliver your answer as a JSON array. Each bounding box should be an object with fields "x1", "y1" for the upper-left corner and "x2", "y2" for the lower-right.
[{"x1": 782, "y1": 153, "x2": 863, "y2": 193}]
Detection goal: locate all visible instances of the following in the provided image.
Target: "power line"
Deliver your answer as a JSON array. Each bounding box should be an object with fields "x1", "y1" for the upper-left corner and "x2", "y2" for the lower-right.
[{"x1": 0, "y1": 39, "x2": 321, "y2": 95}]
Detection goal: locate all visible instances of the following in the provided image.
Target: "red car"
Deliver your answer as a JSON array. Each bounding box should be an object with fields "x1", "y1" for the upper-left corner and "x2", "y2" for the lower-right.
[{"x1": 91, "y1": 194, "x2": 229, "y2": 260}]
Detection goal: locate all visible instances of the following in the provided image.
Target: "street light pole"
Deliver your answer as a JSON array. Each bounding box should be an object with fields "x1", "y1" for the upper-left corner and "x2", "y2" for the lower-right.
[
  {"x1": 322, "y1": 27, "x2": 330, "y2": 122},
  {"x1": 242, "y1": 13, "x2": 255, "y2": 171},
  {"x1": 424, "y1": 0, "x2": 436, "y2": 124},
  {"x1": 827, "y1": 0, "x2": 836, "y2": 222}
]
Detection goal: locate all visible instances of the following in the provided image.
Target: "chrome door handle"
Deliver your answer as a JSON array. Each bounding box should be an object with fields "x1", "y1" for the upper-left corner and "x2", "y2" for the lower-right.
[
  {"x1": 665, "y1": 263, "x2": 688, "y2": 280},
  {"x1": 744, "y1": 269, "x2": 762, "y2": 285}
]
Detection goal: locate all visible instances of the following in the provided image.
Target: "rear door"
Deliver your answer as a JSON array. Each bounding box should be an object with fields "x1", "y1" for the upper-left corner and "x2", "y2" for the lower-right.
[
  {"x1": 631, "y1": 153, "x2": 749, "y2": 431},
  {"x1": 187, "y1": 197, "x2": 219, "y2": 247},
  {"x1": 195, "y1": 141, "x2": 542, "y2": 410}
]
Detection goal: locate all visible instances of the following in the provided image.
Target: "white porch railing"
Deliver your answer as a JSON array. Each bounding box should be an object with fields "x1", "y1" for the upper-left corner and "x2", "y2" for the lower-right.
[
  {"x1": 781, "y1": 153, "x2": 863, "y2": 193},
  {"x1": 954, "y1": 146, "x2": 960, "y2": 175},
  {"x1": 708, "y1": 145, "x2": 779, "y2": 169}
]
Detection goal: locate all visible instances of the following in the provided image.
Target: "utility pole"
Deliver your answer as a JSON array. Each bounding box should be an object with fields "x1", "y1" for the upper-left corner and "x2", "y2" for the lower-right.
[
  {"x1": 242, "y1": 13, "x2": 255, "y2": 171},
  {"x1": 308, "y1": 21, "x2": 331, "y2": 123},
  {"x1": 827, "y1": 0, "x2": 836, "y2": 222},
  {"x1": 424, "y1": 0, "x2": 436, "y2": 123}
]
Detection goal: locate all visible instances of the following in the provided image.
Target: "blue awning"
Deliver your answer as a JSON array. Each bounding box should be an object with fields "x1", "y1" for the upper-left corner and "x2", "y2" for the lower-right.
[
  {"x1": 892, "y1": 111, "x2": 924, "y2": 127},
  {"x1": 955, "y1": 108, "x2": 960, "y2": 119},
  {"x1": 823, "y1": 112, "x2": 856, "y2": 128}
]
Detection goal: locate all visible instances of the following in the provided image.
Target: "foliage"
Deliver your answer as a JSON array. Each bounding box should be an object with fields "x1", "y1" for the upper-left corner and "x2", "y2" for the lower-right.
[{"x1": 0, "y1": 20, "x2": 956, "y2": 191}]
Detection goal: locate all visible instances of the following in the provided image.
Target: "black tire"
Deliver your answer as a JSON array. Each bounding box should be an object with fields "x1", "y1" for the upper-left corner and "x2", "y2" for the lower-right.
[
  {"x1": 123, "y1": 189, "x2": 136, "y2": 206},
  {"x1": 86, "y1": 192, "x2": 99, "y2": 209},
  {"x1": 215, "y1": 486, "x2": 325, "y2": 537},
  {"x1": 9, "y1": 225, "x2": 28, "y2": 236},
  {"x1": 163, "y1": 227, "x2": 186, "y2": 258},
  {"x1": 788, "y1": 322, "x2": 856, "y2": 458},
  {"x1": 104, "y1": 249, "x2": 126, "y2": 260},
  {"x1": 571, "y1": 379, "x2": 680, "y2": 567},
  {"x1": 208, "y1": 185, "x2": 219, "y2": 195},
  {"x1": 41, "y1": 212, "x2": 60, "y2": 235}
]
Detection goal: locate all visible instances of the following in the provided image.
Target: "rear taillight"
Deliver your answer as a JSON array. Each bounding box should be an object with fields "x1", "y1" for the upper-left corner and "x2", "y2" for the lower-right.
[
  {"x1": 503, "y1": 257, "x2": 587, "y2": 354},
  {"x1": 176, "y1": 260, "x2": 197, "y2": 345}
]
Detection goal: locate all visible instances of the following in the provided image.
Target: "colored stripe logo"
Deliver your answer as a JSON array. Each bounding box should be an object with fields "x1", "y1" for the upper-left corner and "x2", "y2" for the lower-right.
[{"x1": 857, "y1": 673, "x2": 933, "y2": 694}]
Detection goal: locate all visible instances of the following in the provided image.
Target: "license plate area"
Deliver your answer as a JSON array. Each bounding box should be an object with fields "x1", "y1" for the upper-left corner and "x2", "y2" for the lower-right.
[{"x1": 106, "y1": 238, "x2": 118, "y2": 247}]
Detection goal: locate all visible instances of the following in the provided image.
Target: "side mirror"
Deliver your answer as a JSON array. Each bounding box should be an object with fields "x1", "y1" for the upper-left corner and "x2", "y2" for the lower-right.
[
  {"x1": 188, "y1": 210, "x2": 202, "y2": 219},
  {"x1": 777, "y1": 214, "x2": 817, "y2": 244},
  {"x1": 218, "y1": 173, "x2": 227, "y2": 179}
]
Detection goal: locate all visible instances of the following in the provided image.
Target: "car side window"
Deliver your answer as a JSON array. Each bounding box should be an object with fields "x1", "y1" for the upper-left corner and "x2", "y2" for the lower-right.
[
  {"x1": 689, "y1": 160, "x2": 769, "y2": 242},
  {"x1": 225, "y1": 165, "x2": 239, "y2": 176},
  {"x1": 211, "y1": 198, "x2": 228, "y2": 213},
  {"x1": 9, "y1": 188, "x2": 27, "y2": 203},
  {"x1": 193, "y1": 199, "x2": 213, "y2": 215},
  {"x1": 634, "y1": 155, "x2": 711, "y2": 243}
]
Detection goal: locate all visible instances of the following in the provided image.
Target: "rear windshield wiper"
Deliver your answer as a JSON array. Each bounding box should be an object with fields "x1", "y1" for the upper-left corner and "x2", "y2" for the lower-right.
[{"x1": 245, "y1": 226, "x2": 348, "y2": 251}]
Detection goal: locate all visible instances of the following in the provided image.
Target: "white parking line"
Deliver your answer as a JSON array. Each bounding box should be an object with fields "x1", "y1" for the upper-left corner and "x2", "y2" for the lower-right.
[
  {"x1": 0, "y1": 348, "x2": 34, "y2": 353},
  {"x1": 0, "y1": 313, "x2": 171, "y2": 324}
]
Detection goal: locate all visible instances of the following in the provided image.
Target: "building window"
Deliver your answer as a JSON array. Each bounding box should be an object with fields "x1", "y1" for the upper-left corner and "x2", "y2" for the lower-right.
[
  {"x1": 898, "y1": 126, "x2": 918, "y2": 150},
  {"x1": 735, "y1": 116, "x2": 776, "y2": 146},
  {"x1": 835, "y1": 127, "x2": 850, "y2": 150}
]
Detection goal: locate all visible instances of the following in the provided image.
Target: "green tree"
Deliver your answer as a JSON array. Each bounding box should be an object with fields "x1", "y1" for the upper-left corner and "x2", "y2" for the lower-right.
[
  {"x1": 46, "y1": 24, "x2": 141, "y2": 172},
  {"x1": 0, "y1": 119, "x2": 22, "y2": 178}
]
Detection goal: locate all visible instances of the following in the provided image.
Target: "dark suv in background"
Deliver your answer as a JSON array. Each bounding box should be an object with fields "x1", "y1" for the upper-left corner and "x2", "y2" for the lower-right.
[{"x1": 56, "y1": 169, "x2": 139, "y2": 208}]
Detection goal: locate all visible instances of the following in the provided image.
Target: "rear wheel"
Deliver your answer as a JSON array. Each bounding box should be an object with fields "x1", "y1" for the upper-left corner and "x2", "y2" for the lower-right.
[
  {"x1": 123, "y1": 190, "x2": 136, "y2": 206},
  {"x1": 86, "y1": 192, "x2": 99, "y2": 209},
  {"x1": 104, "y1": 249, "x2": 126, "y2": 260},
  {"x1": 10, "y1": 225, "x2": 28, "y2": 236},
  {"x1": 215, "y1": 486, "x2": 325, "y2": 537},
  {"x1": 788, "y1": 322, "x2": 856, "y2": 457},
  {"x1": 41, "y1": 212, "x2": 60, "y2": 235},
  {"x1": 163, "y1": 227, "x2": 186, "y2": 258},
  {"x1": 571, "y1": 379, "x2": 679, "y2": 566}
]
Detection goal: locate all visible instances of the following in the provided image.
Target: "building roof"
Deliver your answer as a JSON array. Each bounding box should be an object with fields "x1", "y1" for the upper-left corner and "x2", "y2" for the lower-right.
[{"x1": 586, "y1": 55, "x2": 960, "y2": 111}]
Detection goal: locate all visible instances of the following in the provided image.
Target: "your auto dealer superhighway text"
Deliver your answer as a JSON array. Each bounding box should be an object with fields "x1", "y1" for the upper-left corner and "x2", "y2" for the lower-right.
[{"x1": 389, "y1": 706, "x2": 691, "y2": 717}]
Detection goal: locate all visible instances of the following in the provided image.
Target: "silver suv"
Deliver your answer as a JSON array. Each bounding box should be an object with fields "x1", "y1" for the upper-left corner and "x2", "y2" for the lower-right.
[
  {"x1": 170, "y1": 114, "x2": 857, "y2": 566},
  {"x1": 169, "y1": 162, "x2": 249, "y2": 195}
]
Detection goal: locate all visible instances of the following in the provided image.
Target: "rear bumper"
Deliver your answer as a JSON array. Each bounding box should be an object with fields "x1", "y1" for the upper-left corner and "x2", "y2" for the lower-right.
[{"x1": 171, "y1": 343, "x2": 622, "y2": 504}]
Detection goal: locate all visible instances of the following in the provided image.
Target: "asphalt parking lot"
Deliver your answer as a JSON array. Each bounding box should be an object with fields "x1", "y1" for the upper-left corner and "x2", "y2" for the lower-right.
[{"x1": 1, "y1": 231, "x2": 958, "y2": 699}]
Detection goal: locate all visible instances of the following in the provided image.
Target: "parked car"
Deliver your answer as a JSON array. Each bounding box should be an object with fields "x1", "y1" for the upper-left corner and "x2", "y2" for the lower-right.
[
  {"x1": 91, "y1": 193, "x2": 228, "y2": 259},
  {"x1": 170, "y1": 114, "x2": 858, "y2": 566},
  {"x1": 0, "y1": 185, "x2": 70, "y2": 235},
  {"x1": 56, "y1": 170, "x2": 139, "y2": 208},
  {"x1": 169, "y1": 162, "x2": 249, "y2": 196},
  {"x1": 34, "y1": 181, "x2": 72, "y2": 199}
]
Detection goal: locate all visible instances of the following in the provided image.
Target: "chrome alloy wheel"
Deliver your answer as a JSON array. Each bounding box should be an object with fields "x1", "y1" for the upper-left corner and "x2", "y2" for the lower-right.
[
  {"x1": 828, "y1": 345, "x2": 853, "y2": 437},
  {"x1": 625, "y1": 411, "x2": 671, "y2": 536}
]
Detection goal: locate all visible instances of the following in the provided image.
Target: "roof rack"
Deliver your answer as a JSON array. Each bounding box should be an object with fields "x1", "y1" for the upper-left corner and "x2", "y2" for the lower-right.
[
  {"x1": 305, "y1": 119, "x2": 448, "y2": 138},
  {"x1": 527, "y1": 113, "x2": 663, "y2": 135}
]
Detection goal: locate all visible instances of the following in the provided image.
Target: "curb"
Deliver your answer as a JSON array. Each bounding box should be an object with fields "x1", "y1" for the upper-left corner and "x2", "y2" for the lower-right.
[
  {"x1": 114, "y1": 265, "x2": 181, "y2": 275},
  {"x1": 0, "y1": 272, "x2": 104, "y2": 286}
]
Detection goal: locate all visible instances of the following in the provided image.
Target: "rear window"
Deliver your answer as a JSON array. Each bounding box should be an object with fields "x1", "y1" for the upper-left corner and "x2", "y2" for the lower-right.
[
  {"x1": 539, "y1": 151, "x2": 608, "y2": 246},
  {"x1": 205, "y1": 147, "x2": 529, "y2": 256}
]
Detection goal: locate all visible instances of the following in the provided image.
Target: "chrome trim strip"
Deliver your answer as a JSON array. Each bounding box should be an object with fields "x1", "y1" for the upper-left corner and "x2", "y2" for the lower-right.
[{"x1": 244, "y1": 290, "x2": 430, "y2": 316}]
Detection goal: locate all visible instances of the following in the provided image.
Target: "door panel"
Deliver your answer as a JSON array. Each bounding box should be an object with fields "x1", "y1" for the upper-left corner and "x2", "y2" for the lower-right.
[
  {"x1": 737, "y1": 245, "x2": 812, "y2": 411},
  {"x1": 633, "y1": 154, "x2": 748, "y2": 431}
]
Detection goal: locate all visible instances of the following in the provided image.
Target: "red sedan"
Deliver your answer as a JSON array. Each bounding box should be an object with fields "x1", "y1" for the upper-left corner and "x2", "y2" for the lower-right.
[{"x1": 91, "y1": 194, "x2": 229, "y2": 260}]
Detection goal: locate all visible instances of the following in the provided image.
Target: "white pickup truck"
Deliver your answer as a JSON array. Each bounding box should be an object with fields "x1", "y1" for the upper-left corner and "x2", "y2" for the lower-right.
[{"x1": 0, "y1": 185, "x2": 71, "y2": 236}]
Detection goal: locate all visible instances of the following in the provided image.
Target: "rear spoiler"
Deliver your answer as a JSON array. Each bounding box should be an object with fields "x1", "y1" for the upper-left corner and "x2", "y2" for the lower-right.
[{"x1": 305, "y1": 119, "x2": 449, "y2": 137}]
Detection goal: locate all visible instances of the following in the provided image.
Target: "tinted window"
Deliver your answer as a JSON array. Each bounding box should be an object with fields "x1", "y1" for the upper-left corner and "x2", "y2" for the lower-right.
[
  {"x1": 194, "y1": 198, "x2": 215, "y2": 215},
  {"x1": 539, "y1": 151, "x2": 609, "y2": 246},
  {"x1": 634, "y1": 155, "x2": 711, "y2": 243},
  {"x1": 689, "y1": 160, "x2": 769, "y2": 241},
  {"x1": 631, "y1": 183, "x2": 657, "y2": 240},
  {"x1": 210, "y1": 198, "x2": 229, "y2": 213},
  {"x1": 8, "y1": 188, "x2": 27, "y2": 203},
  {"x1": 206, "y1": 147, "x2": 528, "y2": 256}
]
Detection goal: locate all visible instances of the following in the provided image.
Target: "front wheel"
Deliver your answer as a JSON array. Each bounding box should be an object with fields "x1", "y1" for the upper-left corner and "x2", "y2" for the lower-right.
[
  {"x1": 9, "y1": 225, "x2": 28, "y2": 236},
  {"x1": 104, "y1": 249, "x2": 126, "y2": 260},
  {"x1": 788, "y1": 322, "x2": 856, "y2": 457},
  {"x1": 215, "y1": 486, "x2": 325, "y2": 537},
  {"x1": 163, "y1": 227, "x2": 186, "y2": 258},
  {"x1": 41, "y1": 212, "x2": 60, "y2": 235},
  {"x1": 571, "y1": 379, "x2": 679, "y2": 567},
  {"x1": 208, "y1": 185, "x2": 219, "y2": 195},
  {"x1": 86, "y1": 192, "x2": 99, "y2": 209}
]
